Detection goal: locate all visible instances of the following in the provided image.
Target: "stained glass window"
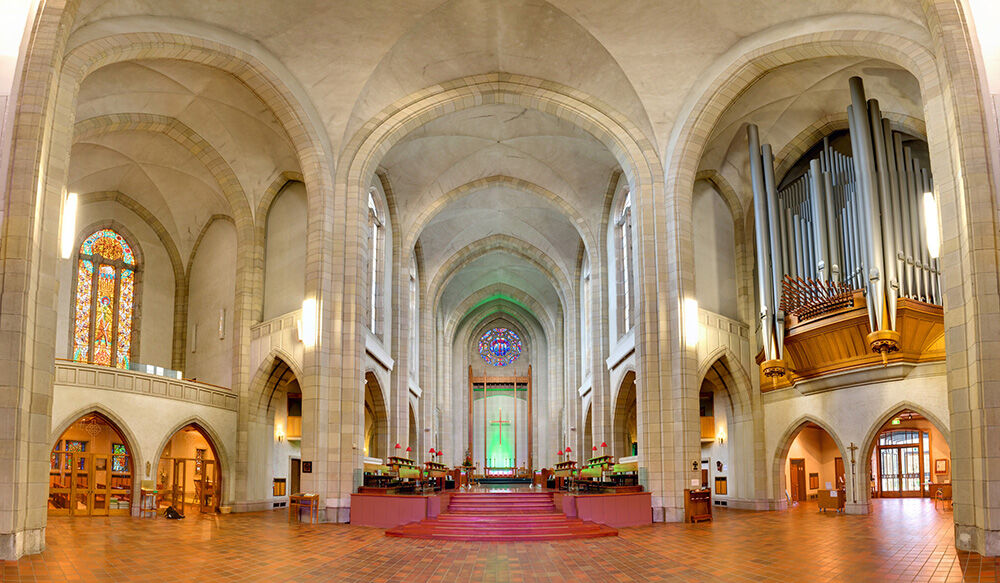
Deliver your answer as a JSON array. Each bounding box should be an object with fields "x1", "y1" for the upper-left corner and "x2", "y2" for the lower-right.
[
  {"x1": 478, "y1": 328, "x2": 523, "y2": 367},
  {"x1": 72, "y1": 229, "x2": 137, "y2": 369},
  {"x1": 111, "y1": 443, "x2": 129, "y2": 473},
  {"x1": 64, "y1": 440, "x2": 87, "y2": 470}
]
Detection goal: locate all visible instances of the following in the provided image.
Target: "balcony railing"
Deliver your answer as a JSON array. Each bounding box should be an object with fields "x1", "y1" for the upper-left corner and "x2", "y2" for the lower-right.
[{"x1": 54, "y1": 360, "x2": 236, "y2": 412}]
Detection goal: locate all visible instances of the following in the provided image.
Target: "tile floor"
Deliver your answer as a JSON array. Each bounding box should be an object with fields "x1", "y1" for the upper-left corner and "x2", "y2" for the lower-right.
[{"x1": 2, "y1": 498, "x2": 996, "y2": 582}]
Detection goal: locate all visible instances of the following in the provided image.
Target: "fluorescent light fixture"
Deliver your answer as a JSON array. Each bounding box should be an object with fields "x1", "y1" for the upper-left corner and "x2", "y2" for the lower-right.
[
  {"x1": 299, "y1": 298, "x2": 317, "y2": 348},
  {"x1": 60, "y1": 192, "x2": 78, "y2": 259},
  {"x1": 683, "y1": 298, "x2": 699, "y2": 349},
  {"x1": 923, "y1": 191, "x2": 940, "y2": 259}
]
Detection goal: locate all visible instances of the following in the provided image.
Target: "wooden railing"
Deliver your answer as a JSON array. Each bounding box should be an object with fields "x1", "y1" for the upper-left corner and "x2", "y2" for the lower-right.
[
  {"x1": 700, "y1": 416, "x2": 715, "y2": 441},
  {"x1": 286, "y1": 416, "x2": 302, "y2": 439}
]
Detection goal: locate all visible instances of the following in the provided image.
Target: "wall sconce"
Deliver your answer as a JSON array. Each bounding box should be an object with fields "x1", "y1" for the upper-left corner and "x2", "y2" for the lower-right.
[
  {"x1": 275, "y1": 424, "x2": 285, "y2": 442},
  {"x1": 60, "y1": 192, "x2": 78, "y2": 259},
  {"x1": 298, "y1": 298, "x2": 317, "y2": 348},
  {"x1": 684, "y1": 298, "x2": 700, "y2": 349},
  {"x1": 716, "y1": 430, "x2": 726, "y2": 445}
]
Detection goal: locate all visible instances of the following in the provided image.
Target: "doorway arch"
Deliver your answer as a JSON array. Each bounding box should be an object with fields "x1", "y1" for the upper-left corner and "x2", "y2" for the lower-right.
[
  {"x1": 612, "y1": 370, "x2": 637, "y2": 458},
  {"x1": 773, "y1": 417, "x2": 848, "y2": 506},
  {"x1": 861, "y1": 405, "x2": 951, "y2": 502},
  {"x1": 364, "y1": 371, "x2": 388, "y2": 459},
  {"x1": 156, "y1": 423, "x2": 223, "y2": 515},
  {"x1": 48, "y1": 411, "x2": 136, "y2": 516}
]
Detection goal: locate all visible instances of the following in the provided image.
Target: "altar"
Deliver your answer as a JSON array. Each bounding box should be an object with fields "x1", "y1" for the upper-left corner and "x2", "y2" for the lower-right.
[{"x1": 468, "y1": 366, "x2": 533, "y2": 472}]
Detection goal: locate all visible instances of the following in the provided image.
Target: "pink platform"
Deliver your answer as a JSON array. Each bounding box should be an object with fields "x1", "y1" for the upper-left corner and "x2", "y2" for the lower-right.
[
  {"x1": 557, "y1": 491, "x2": 652, "y2": 527},
  {"x1": 350, "y1": 492, "x2": 448, "y2": 528}
]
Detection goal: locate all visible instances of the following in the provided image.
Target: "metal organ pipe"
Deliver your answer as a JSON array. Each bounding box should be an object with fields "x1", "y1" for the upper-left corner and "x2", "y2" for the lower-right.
[
  {"x1": 881, "y1": 117, "x2": 907, "y2": 302},
  {"x1": 848, "y1": 76, "x2": 886, "y2": 331},
  {"x1": 868, "y1": 98, "x2": 898, "y2": 328},
  {"x1": 809, "y1": 159, "x2": 830, "y2": 281},
  {"x1": 823, "y1": 171, "x2": 840, "y2": 282},
  {"x1": 761, "y1": 143, "x2": 786, "y2": 352},
  {"x1": 892, "y1": 133, "x2": 915, "y2": 299},
  {"x1": 747, "y1": 124, "x2": 775, "y2": 358}
]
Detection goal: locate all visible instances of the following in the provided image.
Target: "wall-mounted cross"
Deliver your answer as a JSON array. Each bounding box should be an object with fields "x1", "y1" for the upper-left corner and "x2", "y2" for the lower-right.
[{"x1": 491, "y1": 409, "x2": 511, "y2": 444}]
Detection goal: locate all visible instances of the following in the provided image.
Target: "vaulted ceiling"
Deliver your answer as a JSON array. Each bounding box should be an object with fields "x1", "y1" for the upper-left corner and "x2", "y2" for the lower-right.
[{"x1": 61, "y1": 0, "x2": 936, "y2": 336}]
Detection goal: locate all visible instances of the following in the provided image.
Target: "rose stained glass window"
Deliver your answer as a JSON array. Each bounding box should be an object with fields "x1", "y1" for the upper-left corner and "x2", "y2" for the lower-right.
[
  {"x1": 73, "y1": 229, "x2": 137, "y2": 368},
  {"x1": 478, "y1": 328, "x2": 523, "y2": 367}
]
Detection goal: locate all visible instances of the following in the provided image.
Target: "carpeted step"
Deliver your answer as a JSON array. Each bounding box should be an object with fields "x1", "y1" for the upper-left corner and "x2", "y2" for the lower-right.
[{"x1": 385, "y1": 490, "x2": 617, "y2": 541}]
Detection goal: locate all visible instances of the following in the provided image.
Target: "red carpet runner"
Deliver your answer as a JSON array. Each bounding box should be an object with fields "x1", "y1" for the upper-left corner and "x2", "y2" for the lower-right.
[{"x1": 385, "y1": 491, "x2": 618, "y2": 541}]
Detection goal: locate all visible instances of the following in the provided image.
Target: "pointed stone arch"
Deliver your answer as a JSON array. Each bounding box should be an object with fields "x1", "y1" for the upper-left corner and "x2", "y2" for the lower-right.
[
  {"x1": 771, "y1": 415, "x2": 850, "y2": 504},
  {"x1": 612, "y1": 370, "x2": 638, "y2": 459},
  {"x1": 364, "y1": 371, "x2": 389, "y2": 459}
]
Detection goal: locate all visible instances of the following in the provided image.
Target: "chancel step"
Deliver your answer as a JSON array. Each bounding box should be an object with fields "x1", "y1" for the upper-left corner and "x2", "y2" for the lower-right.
[{"x1": 385, "y1": 491, "x2": 618, "y2": 541}]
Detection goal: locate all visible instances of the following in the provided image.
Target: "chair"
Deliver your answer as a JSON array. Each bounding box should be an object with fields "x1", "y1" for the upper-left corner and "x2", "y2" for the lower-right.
[{"x1": 935, "y1": 488, "x2": 953, "y2": 511}]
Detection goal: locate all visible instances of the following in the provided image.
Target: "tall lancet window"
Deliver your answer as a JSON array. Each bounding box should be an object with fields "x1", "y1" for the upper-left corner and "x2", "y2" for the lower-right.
[
  {"x1": 616, "y1": 190, "x2": 635, "y2": 334},
  {"x1": 73, "y1": 228, "x2": 139, "y2": 368},
  {"x1": 367, "y1": 188, "x2": 385, "y2": 335}
]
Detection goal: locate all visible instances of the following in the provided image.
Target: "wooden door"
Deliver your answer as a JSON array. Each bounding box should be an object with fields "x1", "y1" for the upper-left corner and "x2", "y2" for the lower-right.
[
  {"x1": 48, "y1": 451, "x2": 74, "y2": 515},
  {"x1": 171, "y1": 458, "x2": 187, "y2": 514},
  {"x1": 790, "y1": 459, "x2": 806, "y2": 502},
  {"x1": 290, "y1": 459, "x2": 301, "y2": 494},
  {"x1": 835, "y1": 457, "x2": 846, "y2": 489},
  {"x1": 199, "y1": 460, "x2": 218, "y2": 513},
  {"x1": 91, "y1": 454, "x2": 110, "y2": 516},
  {"x1": 701, "y1": 469, "x2": 708, "y2": 488},
  {"x1": 72, "y1": 453, "x2": 92, "y2": 515}
]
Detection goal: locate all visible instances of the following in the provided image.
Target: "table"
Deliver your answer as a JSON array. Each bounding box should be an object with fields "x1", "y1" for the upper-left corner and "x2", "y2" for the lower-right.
[
  {"x1": 289, "y1": 493, "x2": 320, "y2": 523},
  {"x1": 139, "y1": 488, "x2": 158, "y2": 518}
]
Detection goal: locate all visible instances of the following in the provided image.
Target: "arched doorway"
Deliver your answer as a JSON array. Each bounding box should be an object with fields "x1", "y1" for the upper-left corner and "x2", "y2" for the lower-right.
[
  {"x1": 49, "y1": 412, "x2": 134, "y2": 516},
  {"x1": 408, "y1": 403, "x2": 418, "y2": 455},
  {"x1": 157, "y1": 424, "x2": 221, "y2": 515},
  {"x1": 778, "y1": 421, "x2": 846, "y2": 505},
  {"x1": 364, "y1": 372, "x2": 388, "y2": 459},
  {"x1": 699, "y1": 366, "x2": 732, "y2": 495},
  {"x1": 583, "y1": 404, "x2": 592, "y2": 459},
  {"x1": 613, "y1": 371, "x2": 637, "y2": 458},
  {"x1": 866, "y1": 409, "x2": 951, "y2": 500}
]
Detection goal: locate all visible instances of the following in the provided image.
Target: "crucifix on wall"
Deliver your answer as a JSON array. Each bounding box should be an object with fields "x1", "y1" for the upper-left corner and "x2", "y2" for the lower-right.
[{"x1": 491, "y1": 409, "x2": 511, "y2": 444}]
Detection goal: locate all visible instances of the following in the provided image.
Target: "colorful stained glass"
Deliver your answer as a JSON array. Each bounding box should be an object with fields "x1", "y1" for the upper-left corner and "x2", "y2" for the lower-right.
[
  {"x1": 478, "y1": 327, "x2": 523, "y2": 367},
  {"x1": 117, "y1": 269, "x2": 134, "y2": 368},
  {"x1": 80, "y1": 229, "x2": 135, "y2": 265},
  {"x1": 73, "y1": 259, "x2": 94, "y2": 362},
  {"x1": 111, "y1": 443, "x2": 129, "y2": 473},
  {"x1": 64, "y1": 440, "x2": 86, "y2": 469},
  {"x1": 93, "y1": 265, "x2": 116, "y2": 366},
  {"x1": 75, "y1": 229, "x2": 137, "y2": 369}
]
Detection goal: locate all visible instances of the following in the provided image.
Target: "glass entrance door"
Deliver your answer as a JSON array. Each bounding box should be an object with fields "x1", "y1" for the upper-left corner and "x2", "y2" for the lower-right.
[{"x1": 877, "y1": 430, "x2": 924, "y2": 498}]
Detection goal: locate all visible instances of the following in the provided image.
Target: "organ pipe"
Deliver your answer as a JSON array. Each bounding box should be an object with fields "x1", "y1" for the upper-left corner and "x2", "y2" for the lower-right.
[{"x1": 748, "y1": 75, "x2": 942, "y2": 377}]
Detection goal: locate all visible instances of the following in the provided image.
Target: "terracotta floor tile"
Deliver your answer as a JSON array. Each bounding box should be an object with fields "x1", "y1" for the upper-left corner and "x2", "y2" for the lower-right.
[{"x1": 2, "y1": 498, "x2": 997, "y2": 582}]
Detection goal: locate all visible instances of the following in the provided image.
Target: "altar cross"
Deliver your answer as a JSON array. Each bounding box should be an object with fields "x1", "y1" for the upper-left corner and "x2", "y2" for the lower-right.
[{"x1": 490, "y1": 409, "x2": 511, "y2": 444}]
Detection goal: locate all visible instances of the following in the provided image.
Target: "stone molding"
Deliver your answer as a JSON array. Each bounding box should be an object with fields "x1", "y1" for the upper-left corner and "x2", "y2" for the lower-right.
[{"x1": 54, "y1": 360, "x2": 237, "y2": 412}]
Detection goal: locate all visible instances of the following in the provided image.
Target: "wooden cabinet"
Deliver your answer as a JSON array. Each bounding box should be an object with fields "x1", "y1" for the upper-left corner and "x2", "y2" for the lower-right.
[{"x1": 684, "y1": 488, "x2": 712, "y2": 523}]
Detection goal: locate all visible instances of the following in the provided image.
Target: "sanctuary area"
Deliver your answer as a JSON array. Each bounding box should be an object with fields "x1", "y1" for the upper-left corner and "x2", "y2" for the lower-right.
[{"x1": 2, "y1": 0, "x2": 1000, "y2": 581}]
